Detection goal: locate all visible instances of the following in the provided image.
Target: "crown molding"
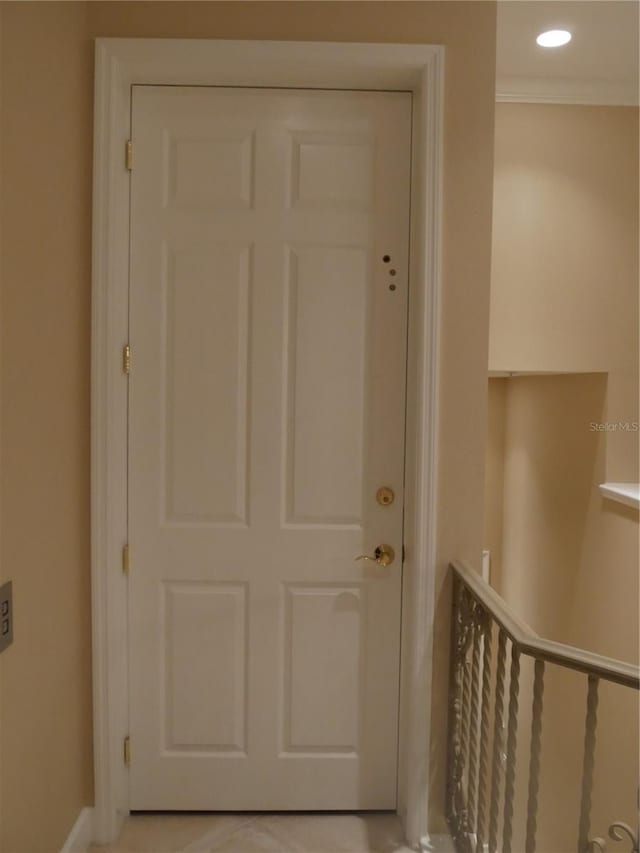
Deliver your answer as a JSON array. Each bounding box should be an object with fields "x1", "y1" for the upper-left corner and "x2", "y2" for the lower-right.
[{"x1": 496, "y1": 74, "x2": 639, "y2": 106}]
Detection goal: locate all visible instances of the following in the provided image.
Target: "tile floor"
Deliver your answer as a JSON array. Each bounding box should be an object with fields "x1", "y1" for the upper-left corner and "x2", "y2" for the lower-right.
[{"x1": 89, "y1": 812, "x2": 416, "y2": 853}]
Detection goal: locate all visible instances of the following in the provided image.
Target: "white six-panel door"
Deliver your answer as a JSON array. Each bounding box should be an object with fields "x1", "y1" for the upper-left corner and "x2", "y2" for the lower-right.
[{"x1": 128, "y1": 86, "x2": 411, "y2": 810}]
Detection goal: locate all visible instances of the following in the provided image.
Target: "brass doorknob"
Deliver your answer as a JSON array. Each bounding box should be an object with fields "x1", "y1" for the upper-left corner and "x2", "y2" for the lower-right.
[{"x1": 355, "y1": 544, "x2": 395, "y2": 567}]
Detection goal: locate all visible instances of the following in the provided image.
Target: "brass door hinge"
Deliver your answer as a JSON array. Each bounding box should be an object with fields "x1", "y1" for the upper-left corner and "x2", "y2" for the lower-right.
[
  {"x1": 123, "y1": 344, "x2": 131, "y2": 374},
  {"x1": 125, "y1": 140, "x2": 133, "y2": 171},
  {"x1": 124, "y1": 736, "x2": 131, "y2": 767},
  {"x1": 122, "y1": 544, "x2": 130, "y2": 576}
]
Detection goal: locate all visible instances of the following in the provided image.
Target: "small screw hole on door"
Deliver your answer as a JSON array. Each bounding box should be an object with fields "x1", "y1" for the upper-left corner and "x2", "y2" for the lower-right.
[
  {"x1": 383, "y1": 255, "x2": 391, "y2": 263},
  {"x1": 389, "y1": 284, "x2": 396, "y2": 291}
]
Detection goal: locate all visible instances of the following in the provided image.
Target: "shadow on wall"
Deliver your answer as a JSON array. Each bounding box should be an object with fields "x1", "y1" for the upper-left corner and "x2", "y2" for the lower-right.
[{"x1": 495, "y1": 372, "x2": 607, "y2": 640}]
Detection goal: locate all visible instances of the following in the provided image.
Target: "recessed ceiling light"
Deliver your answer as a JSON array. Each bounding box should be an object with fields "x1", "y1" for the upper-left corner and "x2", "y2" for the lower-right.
[{"x1": 536, "y1": 29, "x2": 572, "y2": 48}]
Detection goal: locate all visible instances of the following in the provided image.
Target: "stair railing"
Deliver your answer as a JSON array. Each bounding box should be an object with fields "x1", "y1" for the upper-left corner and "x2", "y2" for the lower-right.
[{"x1": 446, "y1": 560, "x2": 640, "y2": 853}]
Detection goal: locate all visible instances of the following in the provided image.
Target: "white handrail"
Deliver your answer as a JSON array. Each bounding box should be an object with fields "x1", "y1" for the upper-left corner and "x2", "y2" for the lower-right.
[{"x1": 451, "y1": 560, "x2": 640, "y2": 690}]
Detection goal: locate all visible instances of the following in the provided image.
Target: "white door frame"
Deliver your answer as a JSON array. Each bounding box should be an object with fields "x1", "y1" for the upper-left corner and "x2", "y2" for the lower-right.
[{"x1": 91, "y1": 38, "x2": 443, "y2": 849}]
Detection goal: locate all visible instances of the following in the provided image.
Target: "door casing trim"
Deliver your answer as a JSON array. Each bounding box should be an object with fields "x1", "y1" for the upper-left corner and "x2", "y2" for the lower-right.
[{"x1": 91, "y1": 38, "x2": 443, "y2": 848}]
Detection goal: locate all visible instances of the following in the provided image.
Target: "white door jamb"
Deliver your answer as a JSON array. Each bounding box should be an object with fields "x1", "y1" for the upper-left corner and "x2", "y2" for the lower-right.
[{"x1": 91, "y1": 37, "x2": 443, "y2": 848}]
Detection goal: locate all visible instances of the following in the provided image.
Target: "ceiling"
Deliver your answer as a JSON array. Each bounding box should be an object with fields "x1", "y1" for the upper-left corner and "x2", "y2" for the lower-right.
[{"x1": 496, "y1": 1, "x2": 639, "y2": 104}]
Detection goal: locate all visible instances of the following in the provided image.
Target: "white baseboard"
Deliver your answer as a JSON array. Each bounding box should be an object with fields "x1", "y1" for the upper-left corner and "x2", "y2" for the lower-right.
[{"x1": 60, "y1": 807, "x2": 94, "y2": 853}]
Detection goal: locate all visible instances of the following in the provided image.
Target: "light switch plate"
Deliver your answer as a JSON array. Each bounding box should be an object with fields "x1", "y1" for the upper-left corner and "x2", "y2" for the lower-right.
[{"x1": 0, "y1": 581, "x2": 13, "y2": 653}]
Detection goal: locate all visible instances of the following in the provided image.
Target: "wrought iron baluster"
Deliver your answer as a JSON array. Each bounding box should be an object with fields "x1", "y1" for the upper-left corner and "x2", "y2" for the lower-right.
[
  {"x1": 608, "y1": 821, "x2": 639, "y2": 852},
  {"x1": 488, "y1": 628, "x2": 508, "y2": 853},
  {"x1": 459, "y1": 597, "x2": 474, "y2": 833},
  {"x1": 578, "y1": 676, "x2": 600, "y2": 852},
  {"x1": 475, "y1": 611, "x2": 493, "y2": 853},
  {"x1": 525, "y1": 658, "x2": 545, "y2": 853},
  {"x1": 467, "y1": 605, "x2": 482, "y2": 835},
  {"x1": 446, "y1": 577, "x2": 461, "y2": 821},
  {"x1": 447, "y1": 576, "x2": 468, "y2": 839},
  {"x1": 590, "y1": 821, "x2": 640, "y2": 852},
  {"x1": 502, "y1": 643, "x2": 521, "y2": 853}
]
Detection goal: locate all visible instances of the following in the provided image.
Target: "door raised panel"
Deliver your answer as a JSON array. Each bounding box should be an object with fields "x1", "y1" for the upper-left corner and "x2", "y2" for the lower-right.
[
  {"x1": 284, "y1": 246, "x2": 368, "y2": 527},
  {"x1": 164, "y1": 245, "x2": 251, "y2": 526},
  {"x1": 290, "y1": 132, "x2": 373, "y2": 210},
  {"x1": 283, "y1": 585, "x2": 364, "y2": 753},
  {"x1": 164, "y1": 582, "x2": 248, "y2": 754},
  {"x1": 167, "y1": 132, "x2": 255, "y2": 209}
]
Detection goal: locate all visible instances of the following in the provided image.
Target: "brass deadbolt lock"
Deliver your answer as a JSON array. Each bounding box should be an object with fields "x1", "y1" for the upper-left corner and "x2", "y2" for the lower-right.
[{"x1": 376, "y1": 486, "x2": 395, "y2": 506}]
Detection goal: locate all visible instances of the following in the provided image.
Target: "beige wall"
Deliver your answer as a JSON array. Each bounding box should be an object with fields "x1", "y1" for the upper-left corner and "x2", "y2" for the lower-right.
[
  {"x1": 492, "y1": 373, "x2": 640, "y2": 657},
  {"x1": 0, "y1": 4, "x2": 95, "y2": 852},
  {"x1": 490, "y1": 103, "x2": 639, "y2": 480},
  {"x1": 485, "y1": 101, "x2": 639, "y2": 851},
  {"x1": 487, "y1": 101, "x2": 639, "y2": 651},
  {"x1": 0, "y1": 3, "x2": 496, "y2": 850}
]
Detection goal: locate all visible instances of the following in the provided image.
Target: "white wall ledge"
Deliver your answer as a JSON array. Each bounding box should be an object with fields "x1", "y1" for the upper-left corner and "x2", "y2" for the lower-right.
[{"x1": 599, "y1": 483, "x2": 640, "y2": 510}]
